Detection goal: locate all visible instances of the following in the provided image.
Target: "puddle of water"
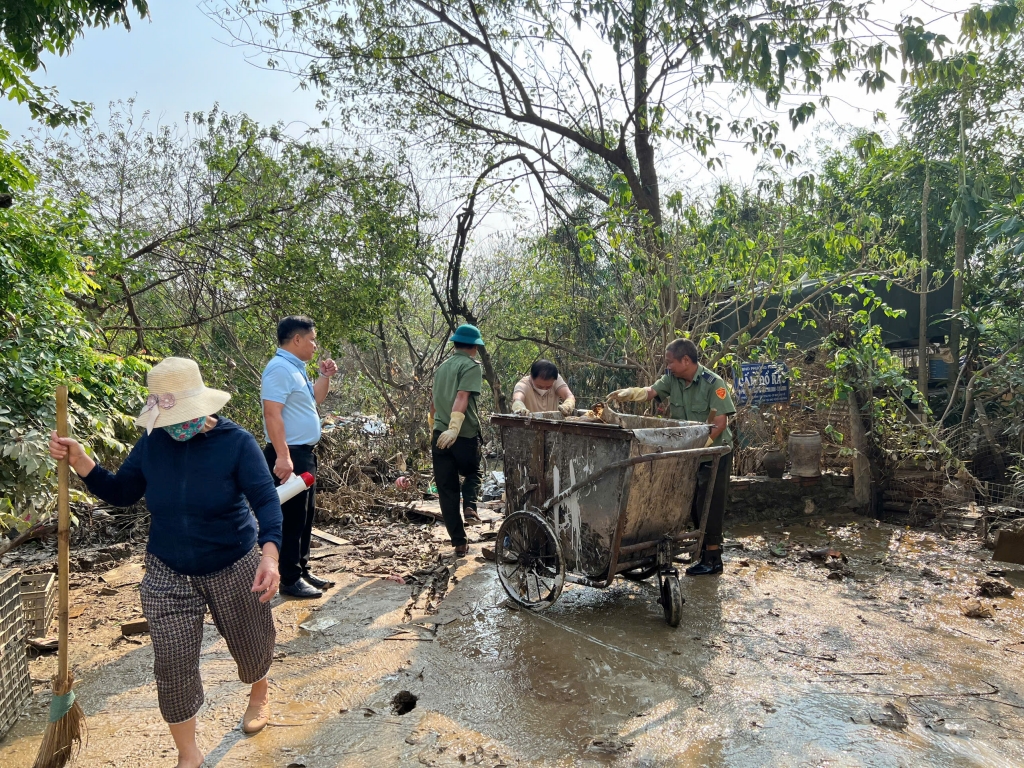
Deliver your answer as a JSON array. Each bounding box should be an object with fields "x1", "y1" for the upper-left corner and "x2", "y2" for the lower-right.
[{"x1": 4, "y1": 515, "x2": 1024, "y2": 767}]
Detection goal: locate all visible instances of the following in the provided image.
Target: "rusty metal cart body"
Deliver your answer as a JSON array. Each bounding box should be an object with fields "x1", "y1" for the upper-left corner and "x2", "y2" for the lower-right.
[{"x1": 490, "y1": 411, "x2": 730, "y2": 626}]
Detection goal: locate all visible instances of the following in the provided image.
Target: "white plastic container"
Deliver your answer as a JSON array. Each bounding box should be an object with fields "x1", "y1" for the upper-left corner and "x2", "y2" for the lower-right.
[{"x1": 277, "y1": 472, "x2": 315, "y2": 504}]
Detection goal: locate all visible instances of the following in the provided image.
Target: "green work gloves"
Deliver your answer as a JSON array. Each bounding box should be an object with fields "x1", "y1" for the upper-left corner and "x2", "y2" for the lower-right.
[
  {"x1": 436, "y1": 411, "x2": 465, "y2": 449},
  {"x1": 510, "y1": 399, "x2": 529, "y2": 415},
  {"x1": 557, "y1": 397, "x2": 576, "y2": 416},
  {"x1": 607, "y1": 387, "x2": 649, "y2": 403}
]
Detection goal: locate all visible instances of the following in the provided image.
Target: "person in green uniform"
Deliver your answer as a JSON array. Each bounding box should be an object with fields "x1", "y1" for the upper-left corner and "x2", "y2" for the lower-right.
[
  {"x1": 429, "y1": 324, "x2": 486, "y2": 556},
  {"x1": 607, "y1": 338, "x2": 735, "y2": 575}
]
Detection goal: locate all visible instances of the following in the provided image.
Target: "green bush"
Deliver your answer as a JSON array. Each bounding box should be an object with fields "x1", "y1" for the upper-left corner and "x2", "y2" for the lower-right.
[{"x1": 0, "y1": 136, "x2": 147, "y2": 530}]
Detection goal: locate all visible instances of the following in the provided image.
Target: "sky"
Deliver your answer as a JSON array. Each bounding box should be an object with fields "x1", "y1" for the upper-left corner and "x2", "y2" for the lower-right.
[
  {"x1": 0, "y1": 1, "x2": 965, "y2": 199},
  {"x1": 0, "y1": 2, "x2": 325, "y2": 141}
]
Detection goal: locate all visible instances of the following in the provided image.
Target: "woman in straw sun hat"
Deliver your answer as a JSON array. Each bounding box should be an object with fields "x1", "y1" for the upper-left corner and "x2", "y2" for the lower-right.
[{"x1": 49, "y1": 357, "x2": 283, "y2": 768}]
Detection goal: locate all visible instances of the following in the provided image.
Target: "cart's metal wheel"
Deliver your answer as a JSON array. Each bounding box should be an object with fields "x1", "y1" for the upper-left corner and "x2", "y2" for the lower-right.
[
  {"x1": 621, "y1": 565, "x2": 660, "y2": 582},
  {"x1": 495, "y1": 509, "x2": 565, "y2": 610},
  {"x1": 660, "y1": 574, "x2": 684, "y2": 627}
]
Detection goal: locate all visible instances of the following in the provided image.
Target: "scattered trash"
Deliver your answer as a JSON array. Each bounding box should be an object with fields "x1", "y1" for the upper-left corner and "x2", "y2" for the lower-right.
[
  {"x1": 870, "y1": 702, "x2": 909, "y2": 731},
  {"x1": 27, "y1": 637, "x2": 58, "y2": 653},
  {"x1": 481, "y1": 547, "x2": 496, "y2": 562},
  {"x1": 298, "y1": 616, "x2": 339, "y2": 632},
  {"x1": 586, "y1": 738, "x2": 633, "y2": 755},
  {"x1": 480, "y1": 471, "x2": 505, "y2": 501},
  {"x1": 962, "y1": 600, "x2": 995, "y2": 619},
  {"x1": 925, "y1": 718, "x2": 975, "y2": 736},
  {"x1": 808, "y1": 547, "x2": 847, "y2": 563},
  {"x1": 977, "y1": 579, "x2": 1014, "y2": 598},
  {"x1": 395, "y1": 476, "x2": 412, "y2": 490},
  {"x1": 321, "y1": 413, "x2": 389, "y2": 436}
]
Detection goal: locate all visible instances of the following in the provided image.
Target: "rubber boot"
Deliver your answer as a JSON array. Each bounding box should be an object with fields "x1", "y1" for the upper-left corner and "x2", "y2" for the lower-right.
[{"x1": 686, "y1": 547, "x2": 723, "y2": 576}]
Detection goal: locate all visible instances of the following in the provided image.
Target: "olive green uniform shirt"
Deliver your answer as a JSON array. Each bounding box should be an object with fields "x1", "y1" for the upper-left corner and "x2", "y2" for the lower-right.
[
  {"x1": 651, "y1": 364, "x2": 736, "y2": 447},
  {"x1": 433, "y1": 351, "x2": 484, "y2": 438}
]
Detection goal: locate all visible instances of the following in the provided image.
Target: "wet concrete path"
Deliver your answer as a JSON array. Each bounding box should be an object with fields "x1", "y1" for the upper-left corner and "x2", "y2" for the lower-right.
[{"x1": 3, "y1": 514, "x2": 1024, "y2": 766}]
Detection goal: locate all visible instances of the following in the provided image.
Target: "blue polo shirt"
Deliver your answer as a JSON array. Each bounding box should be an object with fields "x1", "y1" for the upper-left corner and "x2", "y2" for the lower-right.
[{"x1": 261, "y1": 349, "x2": 321, "y2": 446}]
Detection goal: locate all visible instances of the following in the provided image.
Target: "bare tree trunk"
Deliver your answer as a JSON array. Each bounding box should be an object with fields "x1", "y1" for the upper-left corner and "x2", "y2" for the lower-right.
[
  {"x1": 918, "y1": 167, "x2": 930, "y2": 417},
  {"x1": 949, "y1": 107, "x2": 968, "y2": 386},
  {"x1": 849, "y1": 394, "x2": 871, "y2": 508},
  {"x1": 117, "y1": 274, "x2": 147, "y2": 352}
]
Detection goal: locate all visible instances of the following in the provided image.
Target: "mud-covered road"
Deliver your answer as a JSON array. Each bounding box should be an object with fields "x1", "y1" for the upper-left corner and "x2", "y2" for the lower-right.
[{"x1": 3, "y1": 513, "x2": 1024, "y2": 767}]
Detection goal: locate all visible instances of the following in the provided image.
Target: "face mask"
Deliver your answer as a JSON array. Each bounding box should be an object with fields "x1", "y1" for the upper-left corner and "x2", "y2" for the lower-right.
[
  {"x1": 531, "y1": 381, "x2": 554, "y2": 397},
  {"x1": 163, "y1": 416, "x2": 207, "y2": 441}
]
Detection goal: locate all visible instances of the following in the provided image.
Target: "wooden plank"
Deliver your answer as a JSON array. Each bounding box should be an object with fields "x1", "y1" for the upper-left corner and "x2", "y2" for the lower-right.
[
  {"x1": 311, "y1": 528, "x2": 350, "y2": 546},
  {"x1": 101, "y1": 562, "x2": 145, "y2": 588},
  {"x1": 308, "y1": 545, "x2": 349, "y2": 560},
  {"x1": 121, "y1": 618, "x2": 150, "y2": 636},
  {"x1": 405, "y1": 500, "x2": 502, "y2": 525},
  {"x1": 994, "y1": 529, "x2": 1024, "y2": 566},
  {"x1": 527, "y1": 429, "x2": 546, "y2": 508}
]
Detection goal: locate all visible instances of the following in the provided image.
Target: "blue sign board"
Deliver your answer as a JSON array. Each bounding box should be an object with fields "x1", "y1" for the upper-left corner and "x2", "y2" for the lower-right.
[{"x1": 734, "y1": 362, "x2": 790, "y2": 405}]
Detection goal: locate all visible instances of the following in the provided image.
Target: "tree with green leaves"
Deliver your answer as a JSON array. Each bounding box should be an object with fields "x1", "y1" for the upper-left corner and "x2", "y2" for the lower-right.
[
  {"x1": 218, "y1": 0, "x2": 948, "y2": 335},
  {"x1": 0, "y1": 133, "x2": 147, "y2": 531},
  {"x1": 30, "y1": 104, "x2": 424, "y2": 429},
  {"x1": 0, "y1": 0, "x2": 149, "y2": 126}
]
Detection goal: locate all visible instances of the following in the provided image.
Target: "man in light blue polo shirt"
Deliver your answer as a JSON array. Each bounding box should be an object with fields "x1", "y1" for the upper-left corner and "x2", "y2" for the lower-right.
[{"x1": 261, "y1": 315, "x2": 338, "y2": 598}]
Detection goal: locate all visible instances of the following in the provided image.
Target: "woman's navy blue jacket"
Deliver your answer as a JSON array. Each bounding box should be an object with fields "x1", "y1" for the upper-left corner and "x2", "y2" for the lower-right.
[{"x1": 83, "y1": 417, "x2": 284, "y2": 575}]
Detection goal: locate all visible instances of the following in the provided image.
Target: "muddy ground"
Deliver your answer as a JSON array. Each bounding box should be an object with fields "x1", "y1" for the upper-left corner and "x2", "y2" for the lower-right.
[{"x1": 2, "y1": 512, "x2": 1024, "y2": 767}]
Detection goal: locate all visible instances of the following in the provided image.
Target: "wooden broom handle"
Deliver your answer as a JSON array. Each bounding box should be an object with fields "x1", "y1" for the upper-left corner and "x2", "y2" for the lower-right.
[{"x1": 56, "y1": 386, "x2": 70, "y2": 682}]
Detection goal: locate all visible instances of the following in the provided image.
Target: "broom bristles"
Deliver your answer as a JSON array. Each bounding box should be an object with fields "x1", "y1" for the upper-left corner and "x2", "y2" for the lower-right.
[{"x1": 31, "y1": 672, "x2": 86, "y2": 768}]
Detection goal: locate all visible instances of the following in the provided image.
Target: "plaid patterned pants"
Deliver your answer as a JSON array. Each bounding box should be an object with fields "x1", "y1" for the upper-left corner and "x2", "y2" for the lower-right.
[{"x1": 139, "y1": 547, "x2": 275, "y2": 724}]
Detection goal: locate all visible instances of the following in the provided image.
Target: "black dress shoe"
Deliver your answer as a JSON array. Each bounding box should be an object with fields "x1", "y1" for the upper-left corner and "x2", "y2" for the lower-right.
[
  {"x1": 280, "y1": 578, "x2": 322, "y2": 598},
  {"x1": 302, "y1": 571, "x2": 335, "y2": 589},
  {"x1": 685, "y1": 549, "x2": 724, "y2": 576}
]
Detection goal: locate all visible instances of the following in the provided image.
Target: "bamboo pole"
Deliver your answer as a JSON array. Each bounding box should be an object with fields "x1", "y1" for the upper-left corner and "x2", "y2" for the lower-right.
[{"x1": 32, "y1": 385, "x2": 85, "y2": 768}]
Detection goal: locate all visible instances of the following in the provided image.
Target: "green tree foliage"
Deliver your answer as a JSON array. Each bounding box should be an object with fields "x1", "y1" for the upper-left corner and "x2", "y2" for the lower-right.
[
  {"x1": 0, "y1": 134, "x2": 147, "y2": 529},
  {"x1": 29, "y1": 105, "x2": 423, "y2": 430},
  {"x1": 0, "y1": 1, "x2": 149, "y2": 126}
]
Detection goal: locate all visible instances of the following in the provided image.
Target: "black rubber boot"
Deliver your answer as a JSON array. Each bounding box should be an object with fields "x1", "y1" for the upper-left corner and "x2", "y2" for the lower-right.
[{"x1": 685, "y1": 548, "x2": 723, "y2": 576}]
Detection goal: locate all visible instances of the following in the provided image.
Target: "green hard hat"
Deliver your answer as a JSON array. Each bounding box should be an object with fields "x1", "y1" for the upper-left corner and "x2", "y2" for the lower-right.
[{"x1": 450, "y1": 323, "x2": 485, "y2": 347}]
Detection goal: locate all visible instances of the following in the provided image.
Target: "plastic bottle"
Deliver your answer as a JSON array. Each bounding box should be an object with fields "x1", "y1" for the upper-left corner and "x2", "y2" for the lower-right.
[{"x1": 277, "y1": 472, "x2": 315, "y2": 504}]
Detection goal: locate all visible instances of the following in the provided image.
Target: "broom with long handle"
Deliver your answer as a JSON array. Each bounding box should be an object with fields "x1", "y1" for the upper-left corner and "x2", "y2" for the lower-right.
[{"x1": 33, "y1": 385, "x2": 85, "y2": 768}]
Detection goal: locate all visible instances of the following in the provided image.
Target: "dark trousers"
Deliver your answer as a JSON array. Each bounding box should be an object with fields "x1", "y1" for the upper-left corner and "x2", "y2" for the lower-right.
[
  {"x1": 691, "y1": 451, "x2": 733, "y2": 548},
  {"x1": 431, "y1": 432, "x2": 483, "y2": 547},
  {"x1": 263, "y1": 442, "x2": 317, "y2": 586}
]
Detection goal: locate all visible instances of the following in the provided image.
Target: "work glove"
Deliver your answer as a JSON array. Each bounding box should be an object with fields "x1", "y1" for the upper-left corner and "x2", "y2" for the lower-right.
[
  {"x1": 557, "y1": 397, "x2": 576, "y2": 416},
  {"x1": 607, "y1": 387, "x2": 648, "y2": 403},
  {"x1": 427, "y1": 411, "x2": 435, "y2": 432},
  {"x1": 436, "y1": 411, "x2": 465, "y2": 449},
  {"x1": 510, "y1": 399, "x2": 529, "y2": 415}
]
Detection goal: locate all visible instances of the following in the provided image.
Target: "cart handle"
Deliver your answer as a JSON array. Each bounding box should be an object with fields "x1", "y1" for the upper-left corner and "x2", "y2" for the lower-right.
[{"x1": 538, "y1": 445, "x2": 732, "y2": 512}]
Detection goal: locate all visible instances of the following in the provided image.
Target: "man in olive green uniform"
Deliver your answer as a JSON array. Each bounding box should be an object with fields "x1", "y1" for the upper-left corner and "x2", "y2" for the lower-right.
[
  {"x1": 430, "y1": 324, "x2": 486, "y2": 556},
  {"x1": 608, "y1": 338, "x2": 735, "y2": 575}
]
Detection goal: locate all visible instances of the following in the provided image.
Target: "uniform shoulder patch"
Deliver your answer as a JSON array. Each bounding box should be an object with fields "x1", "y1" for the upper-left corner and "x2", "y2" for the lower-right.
[
  {"x1": 700, "y1": 370, "x2": 717, "y2": 384},
  {"x1": 716, "y1": 387, "x2": 727, "y2": 399}
]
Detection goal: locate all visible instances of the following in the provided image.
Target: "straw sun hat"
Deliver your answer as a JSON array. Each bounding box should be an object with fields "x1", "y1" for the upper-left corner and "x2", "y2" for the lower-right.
[{"x1": 136, "y1": 357, "x2": 231, "y2": 434}]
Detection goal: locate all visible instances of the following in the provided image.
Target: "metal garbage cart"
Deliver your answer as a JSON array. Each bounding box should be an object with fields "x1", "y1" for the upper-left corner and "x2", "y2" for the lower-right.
[{"x1": 490, "y1": 410, "x2": 730, "y2": 626}]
